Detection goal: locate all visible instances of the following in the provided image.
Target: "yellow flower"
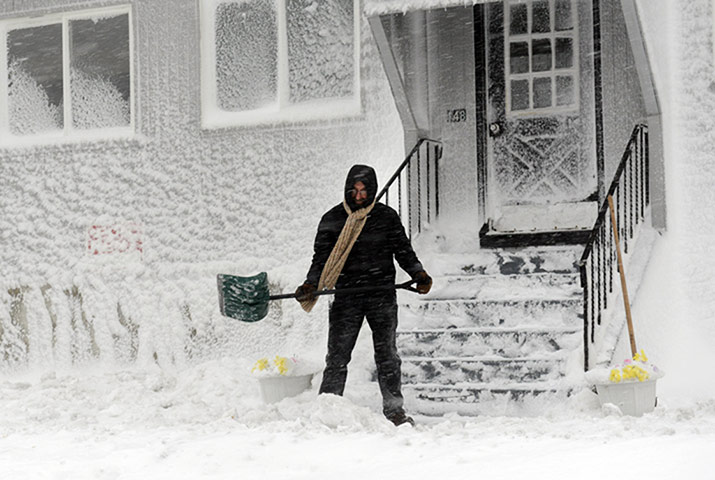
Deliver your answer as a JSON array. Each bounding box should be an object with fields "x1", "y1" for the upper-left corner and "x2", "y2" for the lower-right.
[
  {"x1": 274, "y1": 355, "x2": 289, "y2": 376},
  {"x1": 633, "y1": 350, "x2": 649, "y2": 363},
  {"x1": 252, "y1": 358, "x2": 269, "y2": 373},
  {"x1": 610, "y1": 369, "x2": 622, "y2": 383}
]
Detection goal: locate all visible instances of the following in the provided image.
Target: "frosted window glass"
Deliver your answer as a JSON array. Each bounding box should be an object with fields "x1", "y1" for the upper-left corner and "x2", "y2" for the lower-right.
[
  {"x1": 556, "y1": 75, "x2": 574, "y2": 105},
  {"x1": 555, "y1": 37, "x2": 573, "y2": 69},
  {"x1": 287, "y1": 0, "x2": 354, "y2": 103},
  {"x1": 70, "y1": 15, "x2": 131, "y2": 129},
  {"x1": 532, "y1": 38, "x2": 552, "y2": 72},
  {"x1": 215, "y1": 1, "x2": 277, "y2": 111},
  {"x1": 7, "y1": 24, "x2": 64, "y2": 135},
  {"x1": 510, "y1": 42, "x2": 529, "y2": 74},
  {"x1": 555, "y1": 0, "x2": 574, "y2": 31},
  {"x1": 511, "y1": 79, "x2": 529, "y2": 111},
  {"x1": 509, "y1": 3, "x2": 527, "y2": 35},
  {"x1": 532, "y1": 0, "x2": 550, "y2": 33},
  {"x1": 533, "y1": 77, "x2": 552, "y2": 108}
]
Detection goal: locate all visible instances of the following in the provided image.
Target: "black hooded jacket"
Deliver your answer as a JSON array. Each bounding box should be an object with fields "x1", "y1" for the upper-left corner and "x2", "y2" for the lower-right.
[{"x1": 305, "y1": 165, "x2": 424, "y2": 290}]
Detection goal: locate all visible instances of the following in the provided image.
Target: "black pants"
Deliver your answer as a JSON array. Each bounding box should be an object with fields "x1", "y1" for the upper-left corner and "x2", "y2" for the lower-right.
[{"x1": 319, "y1": 292, "x2": 404, "y2": 416}]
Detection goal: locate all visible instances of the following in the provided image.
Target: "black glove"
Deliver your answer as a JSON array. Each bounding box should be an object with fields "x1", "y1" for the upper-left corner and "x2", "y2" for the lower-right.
[
  {"x1": 295, "y1": 283, "x2": 317, "y2": 303},
  {"x1": 413, "y1": 271, "x2": 432, "y2": 295}
]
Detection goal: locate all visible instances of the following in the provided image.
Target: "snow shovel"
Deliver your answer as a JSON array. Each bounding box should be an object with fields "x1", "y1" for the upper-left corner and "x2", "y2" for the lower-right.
[{"x1": 217, "y1": 272, "x2": 419, "y2": 323}]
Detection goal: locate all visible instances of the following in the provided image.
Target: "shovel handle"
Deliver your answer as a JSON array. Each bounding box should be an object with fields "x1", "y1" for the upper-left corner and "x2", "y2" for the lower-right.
[{"x1": 269, "y1": 280, "x2": 418, "y2": 301}]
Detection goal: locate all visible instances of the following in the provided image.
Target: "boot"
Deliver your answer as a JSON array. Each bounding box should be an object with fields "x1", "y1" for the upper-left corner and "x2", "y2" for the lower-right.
[{"x1": 386, "y1": 411, "x2": 415, "y2": 427}]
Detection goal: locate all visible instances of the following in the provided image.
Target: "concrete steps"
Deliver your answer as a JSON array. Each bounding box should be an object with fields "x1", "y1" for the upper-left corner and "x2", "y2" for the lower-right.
[{"x1": 397, "y1": 245, "x2": 584, "y2": 415}]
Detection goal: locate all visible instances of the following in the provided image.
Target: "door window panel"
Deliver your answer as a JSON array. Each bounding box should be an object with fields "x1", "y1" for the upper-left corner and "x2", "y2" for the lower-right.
[
  {"x1": 531, "y1": 0, "x2": 551, "y2": 33},
  {"x1": 511, "y1": 79, "x2": 530, "y2": 111},
  {"x1": 509, "y1": 3, "x2": 528, "y2": 35},
  {"x1": 556, "y1": 75, "x2": 575, "y2": 106},
  {"x1": 555, "y1": 37, "x2": 573, "y2": 69},
  {"x1": 555, "y1": 0, "x2": 574, "y2": 31},
  {"x1": 533, "y1": 77, "x2": 552, "y2": 108},
  {"x1": 510, "y1": 42, "x2": 530, "y2": 74},
  {"x1": 505, "y1": 0, "x2": 578, "y2": 115},
  {"x1": 531, "y1": 39, "x2": 552, "y2": 72}
]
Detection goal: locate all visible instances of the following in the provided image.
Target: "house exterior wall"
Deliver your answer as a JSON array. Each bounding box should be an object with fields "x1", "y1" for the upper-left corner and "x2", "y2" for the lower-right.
[
  {"x1": 599, "y1": 0, "x2": 647, "y2": 187},
  {"x1": 0, "y1": 0, "x2": 403, "y2": 363},
  {"x1": 426, "y1": 7, "x2": 479, "y2": 229},
  {"x1": 0, "y1": 0, "x2": 403, "y2": 274}
]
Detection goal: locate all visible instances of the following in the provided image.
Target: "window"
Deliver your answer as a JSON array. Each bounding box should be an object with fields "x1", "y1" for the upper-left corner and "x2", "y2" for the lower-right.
[
  {"x1": 505, "y1": 0, "x2": 578, "y2": 116},
  {"x1": 0, "y1": 7, "x2": 133, "y2": 142},
  {"x1": 201, "y1": 0, "x2": 360, "y2": 127}
]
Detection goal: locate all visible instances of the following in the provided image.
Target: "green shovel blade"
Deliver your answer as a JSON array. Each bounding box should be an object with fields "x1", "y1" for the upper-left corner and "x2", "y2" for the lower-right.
[{"x1": 217, "y1": 272, "x2": 271, "y2": 322}]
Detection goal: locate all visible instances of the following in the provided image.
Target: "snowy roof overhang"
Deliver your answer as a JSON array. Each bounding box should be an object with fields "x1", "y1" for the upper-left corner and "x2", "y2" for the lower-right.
[{"x1": 364, "y1": 0, "x2": 496, "y2": 17}]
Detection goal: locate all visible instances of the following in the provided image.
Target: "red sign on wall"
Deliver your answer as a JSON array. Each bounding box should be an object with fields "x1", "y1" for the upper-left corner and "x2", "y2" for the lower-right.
[{"x1": 88, "y1": 224, "x2": 143, "y2": 256}]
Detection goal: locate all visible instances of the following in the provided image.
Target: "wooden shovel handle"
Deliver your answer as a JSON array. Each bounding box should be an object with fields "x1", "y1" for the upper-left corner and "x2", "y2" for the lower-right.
[{"x1": 608, "y1": 195, "x2": 638, "y2": 357}]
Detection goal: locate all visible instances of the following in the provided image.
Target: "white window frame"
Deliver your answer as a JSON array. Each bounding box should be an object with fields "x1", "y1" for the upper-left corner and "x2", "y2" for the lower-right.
[
  {"x1": 504, "y1": 0, "x2": 579, "y2": 117},
  {"x1": 0, "y1": 5, "x2": 134, "y2": 145},
  {"x1": 200, "y1": 0, "x2": 361, "y2": 128}
]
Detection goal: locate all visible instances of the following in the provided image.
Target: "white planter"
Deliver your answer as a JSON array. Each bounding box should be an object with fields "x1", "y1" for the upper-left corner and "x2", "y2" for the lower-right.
[
  {"x1": 257, "y1": 374, "x2": 314, "y2": 404},
  {"x1": 595, "y1": 379, "x2": 658, "y2": 416}
]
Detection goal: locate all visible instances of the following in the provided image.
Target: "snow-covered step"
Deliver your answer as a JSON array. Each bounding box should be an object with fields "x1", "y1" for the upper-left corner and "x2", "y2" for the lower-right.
[
  {"x1": 403, "y1": 383, "x2": 573, "y2": 416},
  {"x1": 400, "y1": 297, "x2": 583, "y2": 329},
  {"x1": 425, "y1": 272, "x2": 580, "y2": 301},
  {"x1": 401, "y1": 356, "x2": 568, "y2": 384},
  {"x1": 397, "y1": 327, "x2": 581, "y2": 358},
  {"x1": 426, "y1": 245, "x2": 582, "y2": 277}
]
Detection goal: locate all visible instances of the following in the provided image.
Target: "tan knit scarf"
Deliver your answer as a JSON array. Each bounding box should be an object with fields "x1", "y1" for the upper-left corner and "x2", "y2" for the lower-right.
[{"x1": 300, "y1": 198, "x2": 376, "y2": 312}]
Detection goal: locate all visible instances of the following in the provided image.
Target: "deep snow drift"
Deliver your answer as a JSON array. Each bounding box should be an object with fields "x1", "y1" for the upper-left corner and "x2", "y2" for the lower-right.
[{"x1": 1, "y1": 358, "x2": 714, "y2": 479}]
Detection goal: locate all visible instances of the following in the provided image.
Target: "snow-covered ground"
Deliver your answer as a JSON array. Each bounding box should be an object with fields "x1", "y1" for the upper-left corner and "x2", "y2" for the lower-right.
[{"x1": 1, "y1": 355, "x2": 714, "y2": 479}]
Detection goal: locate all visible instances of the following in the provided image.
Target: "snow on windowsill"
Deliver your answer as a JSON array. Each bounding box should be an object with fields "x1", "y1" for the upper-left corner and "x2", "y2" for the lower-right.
[
  {"x1": 363, "y1": 0, "x2": 492, "y2": 16},
  {"x1": 201, "y1": 97, "x2": 362, "y2": 131},
  {"x1": 0, "y1": 126, "x2": 142, "y2": 151}
]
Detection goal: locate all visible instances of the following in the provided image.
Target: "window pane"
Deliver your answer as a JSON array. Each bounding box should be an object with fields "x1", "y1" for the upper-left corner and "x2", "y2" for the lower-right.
[
  {"x1": 532, "y1": 38, "x2": 552, "y2": 72},
  {"x1": 70, "y1": 15, "x2": 131, "y2": 129},
  {"x1": 287, "y1": 0, "x2": 354, "y2": 104},
  {"x1": 215, "y1": 0, "x2": 277, "y2": 111},
  {"x1": 556, "y1": 75, "x2": 575, "y2": 106},
  {"x1": 510, "y1": 42, "x2": 529, "y2": 74},
  {"x1": 511, "y1": 79, "x2": 529, "y2": 111},
  {"x1": 509, "y1": 3, "x2": 527, "y2": 35},
  {"x1": 531, "y1": 0, "x2": 550, "y2": 33},
  {"x1": 555, "y1": 37, "x2": 573, "y2": 69},
  {"x1": 7, "y1": 24, "x2": 63, "y2": 135},
  {"x1": 555, "y1": 0, "x2": 574, "y2": 31},
  {"x1": 533, "y1": 77, "x2": 552, "y2": 108}
]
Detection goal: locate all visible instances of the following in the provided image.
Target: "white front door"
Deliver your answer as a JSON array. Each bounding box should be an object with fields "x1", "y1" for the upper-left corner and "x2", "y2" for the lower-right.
[{"x1": 484, "y1": 0, "x2": 597, "y2": 233}]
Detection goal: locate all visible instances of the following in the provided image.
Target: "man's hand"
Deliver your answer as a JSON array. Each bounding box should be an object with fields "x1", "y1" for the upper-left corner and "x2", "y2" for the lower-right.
[
  {"x1": 295, "y1": 283, "x2": 317, "y2": 303},
  {"x1": 413, "y1": 271, "x2": 432, "y2": 294}
]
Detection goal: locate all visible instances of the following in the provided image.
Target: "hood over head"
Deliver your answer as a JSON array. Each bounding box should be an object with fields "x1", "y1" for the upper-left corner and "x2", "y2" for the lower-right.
[{"x1": 344, "y1": 164, "x2": 378, "y2": 210}]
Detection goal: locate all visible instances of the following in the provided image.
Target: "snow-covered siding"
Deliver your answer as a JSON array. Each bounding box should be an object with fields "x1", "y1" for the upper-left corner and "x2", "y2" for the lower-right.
[
  {"x1": 600, "y1": 0, "x2": 647, "y2": 185},
  {"x1": 425, "y1": 7, "x2": 480, "y2": 228},
  {"x1": 0, "y1": 0, "x2": 403, "y2": 366}
]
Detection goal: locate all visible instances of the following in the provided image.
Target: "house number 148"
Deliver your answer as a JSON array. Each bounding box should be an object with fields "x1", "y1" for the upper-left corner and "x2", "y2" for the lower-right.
[{"x1": 447, "y1": 109, "x2": 467, "y2": 123}]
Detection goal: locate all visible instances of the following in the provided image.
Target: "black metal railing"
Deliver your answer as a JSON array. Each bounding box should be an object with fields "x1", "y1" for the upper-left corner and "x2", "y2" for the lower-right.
[
  {"x1": 579, "y1": 124, "x2": 649, "y2": 370},
  {"x1": 377, "y1": 138, "x2": 443, "y2": 239}
]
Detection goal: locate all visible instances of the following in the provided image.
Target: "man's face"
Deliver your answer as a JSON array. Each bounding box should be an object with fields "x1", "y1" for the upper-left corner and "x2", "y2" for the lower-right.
[{"x1": 351, "y1": 181, "x2": 368, "y2": 206}]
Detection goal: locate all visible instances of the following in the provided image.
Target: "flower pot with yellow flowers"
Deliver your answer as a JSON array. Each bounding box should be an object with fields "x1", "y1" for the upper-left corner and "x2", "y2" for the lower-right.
[{"x1": 251, "y1": 356, "x2": 315, "y2": 404}]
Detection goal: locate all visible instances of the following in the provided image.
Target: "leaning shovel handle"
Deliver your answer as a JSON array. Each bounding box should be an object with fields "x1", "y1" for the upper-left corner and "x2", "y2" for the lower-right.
[{"x1": 269, "y1": 279, "x2": 418, "y2": 301}]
